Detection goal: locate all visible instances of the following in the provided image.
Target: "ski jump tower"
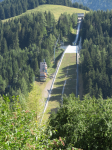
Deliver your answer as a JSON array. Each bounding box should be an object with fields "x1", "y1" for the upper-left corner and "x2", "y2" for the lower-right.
[{"x1": 40, "y1": 59, "x2": 47, "y2": 81}]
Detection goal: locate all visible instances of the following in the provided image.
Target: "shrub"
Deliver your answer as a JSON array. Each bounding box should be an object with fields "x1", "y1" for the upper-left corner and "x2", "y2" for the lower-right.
[
  {"x1": 0, "y1": 95, "x2": 79, "y2": 149},
  {"x1": 48, "y1": 94, "x2": 112, "y2": 150}
]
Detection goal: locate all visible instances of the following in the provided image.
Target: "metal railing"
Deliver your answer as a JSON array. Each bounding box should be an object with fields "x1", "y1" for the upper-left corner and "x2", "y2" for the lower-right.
[{"x1": 40, "y1": 46, "x2": 68, "y2": 124}]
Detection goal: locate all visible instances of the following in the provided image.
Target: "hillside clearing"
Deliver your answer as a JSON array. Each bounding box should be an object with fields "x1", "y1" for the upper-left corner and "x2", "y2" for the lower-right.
[
  {"x1": 2, "y1": 4, "x2": 89, "y2": 23},
  {"x1": 42, "y1": 53, "x2": 76, "y2": 123}
]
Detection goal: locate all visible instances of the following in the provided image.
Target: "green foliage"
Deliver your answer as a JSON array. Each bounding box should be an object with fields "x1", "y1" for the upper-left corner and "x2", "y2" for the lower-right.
[
  {"x1": 58, "y1": 12, "x2": 77, "y2": 42},
  {"x1": 0, "y1": 95, "x2": 37, "y2": 149},
  {"x1": 48, "y1": 94, "x2": 112, "y2": 149},
  {"x1": 27, "y1": 82, "x2": 44, "y2": 121},
  {"x1": 73, "y1": 0, "x2": 112, "y2": 11},
  {"x1": 80, "y1": 10, "x2": 112, "y2": 98},
  {"x1": 0, "y1": 12, "x2": 57, "y2": 96},
  {"x1": 0, "y1": 0, "x2": 88, "y2": 20},
  {"x1": 73, "y1": 2, "x2": 90, "y2": 10},
  {"x1": 0, "y1": 11, "x2": 77, "y2": 97},
  {"x1": 0, "y1": 95, "x2": 79, "y2": 149}
]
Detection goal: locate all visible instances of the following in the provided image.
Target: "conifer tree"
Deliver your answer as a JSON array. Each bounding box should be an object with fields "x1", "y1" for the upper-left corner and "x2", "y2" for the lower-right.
[
  {"x1": 1, "y1": 38, "x2": 8, "y2": 54},
  {"x1": 0, "y1": 6, "x2": 5, "y2": 20}
]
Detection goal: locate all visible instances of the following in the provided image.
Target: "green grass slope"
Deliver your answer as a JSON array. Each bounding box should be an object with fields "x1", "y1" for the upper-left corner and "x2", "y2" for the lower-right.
[
  {"x1": 2, "y1": 4, "x2": 89, "y2": 23},
  {"x1": 42, "y1": 53, "x2": 76, "y2": 123}
]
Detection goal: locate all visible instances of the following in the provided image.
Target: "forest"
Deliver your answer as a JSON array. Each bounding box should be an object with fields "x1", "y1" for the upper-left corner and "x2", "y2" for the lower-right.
[
  {"x1": 72, "y1": 0, "x2": 112, "y2": 11},
  {"x1": 80, "y1": 9, "x2": 112, "y2": 99},
  {"x1": 0, "y1": 0, "x2": 90, "y2": 20},
  {"x1": 1, "y1": 1, "x2": 112, "y2": 149},
  {"x1": 0, "y1": 11, "x2": 77, "y2": 96}
]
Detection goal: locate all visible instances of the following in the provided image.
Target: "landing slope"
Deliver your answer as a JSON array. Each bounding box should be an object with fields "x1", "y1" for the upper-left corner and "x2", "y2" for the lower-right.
[
  {"x1": 2, "y1": 4, "x2": 89, "y2": 23},
  {"x1": 43, "y1": 53, "x2": 76, "y2": 122}
]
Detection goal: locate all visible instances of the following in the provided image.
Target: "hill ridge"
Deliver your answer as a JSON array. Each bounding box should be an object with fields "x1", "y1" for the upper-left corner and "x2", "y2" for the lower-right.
[{"x1": 2, "y1": 4, "x2": 89, "y2": 23}]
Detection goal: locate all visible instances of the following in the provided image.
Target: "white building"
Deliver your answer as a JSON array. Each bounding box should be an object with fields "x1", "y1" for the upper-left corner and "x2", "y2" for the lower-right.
[{"x1": 40, "y1": 61, "x2": 47, "y2": 81}]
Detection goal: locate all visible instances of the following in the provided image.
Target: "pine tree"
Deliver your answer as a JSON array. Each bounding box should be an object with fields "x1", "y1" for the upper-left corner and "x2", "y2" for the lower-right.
[
  {"x1": 88, "y1": 78, "x2": 93, "y2": 96},
  {"x1": 20, "y1": 77, "x2": 28, "y2": 95},
  {"x1": 33, "y1": 58, "x2": 39, "y2": 76},
  {"x1": 0, "y1": 75, "x2": 6, "y2": 94},
  {"x1": 0, "y1": 6, "x2": 5, "y2": 20},
  {"x1": 64, "y1": 0, "x2": 68, "y2": 6},
  {"x1": 95, "y1": 83, "x2": 98, "y2": 98},
  {"x1": 22, "y1": 2, "x2": 27, "y2": 13},
  {"x1": 35, "y1": 0, "x2": 39, "y2": 7},
  {"x1": 8, "y1": 67, "x2": 13, "y2": 81},
  {"x1": 10, "y1": 5, "x2": 16, "y2": 17},
  {"x1": 28, "y1": 0, "x2": 35, "y2": 9},
  {"x1": 71, "y1": 13, "x2": 77, "y2": 28},
  {"x1": 13, "y1": 32, "x2": 19, "y2": 49},
  {"x1": 84, "y1": 50, "x2": 93, "y2": 73},
  {"x1": 1, "y1": 38, "x2": 8, "y2": 54},
  {"x1": 98, "y1": 88, "x2": 103, "y2": 98},
  {"x1": 4, "y1": 6, "x2": 11, "y2": 19}
]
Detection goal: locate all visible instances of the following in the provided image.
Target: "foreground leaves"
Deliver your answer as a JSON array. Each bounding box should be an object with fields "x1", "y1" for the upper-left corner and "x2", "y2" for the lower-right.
[
  {"x1": 0, "y1": 95, "x2": 79, "y2": 150},
  {"x1": 48, "y1": 94, "x2": 112, "y2": 150}
]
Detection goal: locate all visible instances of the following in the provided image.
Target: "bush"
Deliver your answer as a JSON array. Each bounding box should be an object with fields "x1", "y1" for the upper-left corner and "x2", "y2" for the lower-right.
[
  {"x1": 0, "y1": 95, "x2": 79, "y2": 149},
  {"x1": 48, "y1": 94, "x2": 112, "y2": 150}
]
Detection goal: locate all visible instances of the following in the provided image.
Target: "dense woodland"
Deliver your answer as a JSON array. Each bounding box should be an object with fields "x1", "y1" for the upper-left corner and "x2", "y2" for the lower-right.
[
  {"x1": 80, "y1": 10, "x2": 112, "y2": 99},
  {"x1": 1, "y1": 1, "x2": 112, "y2": 149},
  {"x1": 73, "y1": 0, "x2": 112, "y2": 11},
  {"x1": 0, "y1": 0, "x2": 89, "y2": 20},
  {"x1": 0, "y1": 11, "x2": 77, "y2": 96}
]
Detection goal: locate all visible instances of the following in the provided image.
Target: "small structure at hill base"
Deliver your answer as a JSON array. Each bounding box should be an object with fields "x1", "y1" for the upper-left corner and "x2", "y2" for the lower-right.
[
  {"x1": 77, "y1": 13, "x2": 84, "y2": 20},
  {"x1": 40, "y1": 59, "x2": 47, "y2": 81}
]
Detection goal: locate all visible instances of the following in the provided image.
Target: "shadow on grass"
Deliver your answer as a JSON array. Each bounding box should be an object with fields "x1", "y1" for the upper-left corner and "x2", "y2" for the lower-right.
[
  {"x1": 49, "y1": 107, "x2": 60, "y2": 115},
  {"x1": 48, "y1": 55, "x2": 77, "y2": 115},
  {"x1": 47, "y1": 88, "x2": 62, "y2": 115},
  {"x1": 54, "y1": 80, "x2": 65, "y2": 86},
  {"x1": 52, "y1": 50, "x2": 64, "y2": 69},
  {"x1": 64, "y1": 32, "x2": 76, "y2": 45},
  {"x1": 57, "y1": 75, "x2": 65, "y2": 79},
  {"x1": 61, "y1": 64, "x2": 76, "y2": 72}
]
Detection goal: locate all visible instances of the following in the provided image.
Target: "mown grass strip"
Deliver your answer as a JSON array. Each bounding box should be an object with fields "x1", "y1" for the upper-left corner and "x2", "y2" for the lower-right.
[{"x1": 42, "y1": 53, "x2": 76, "y2": 123}]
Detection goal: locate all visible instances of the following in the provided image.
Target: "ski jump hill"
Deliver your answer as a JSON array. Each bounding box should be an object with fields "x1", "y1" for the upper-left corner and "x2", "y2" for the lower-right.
[{"x1": 41, "y1": 20, "x2": 82, "y2": 123}]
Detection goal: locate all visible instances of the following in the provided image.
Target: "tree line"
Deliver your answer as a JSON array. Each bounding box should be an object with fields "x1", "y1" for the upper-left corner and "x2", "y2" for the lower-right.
[
  {"x1": 72, "y1": 2, "x2": 90, "y2": 10},
  {"x1": 0, "y1": 11, "x2": 77, "y2": 96},
  {"x1": 80, "y1": 10, "x2": 112, "y2": 99},
  {"x1": 73, "y1": 0, "x2": 112, "y2": 11},
  {"x1": 0, "y1": 0, "x2": 90, "y2": 20}
]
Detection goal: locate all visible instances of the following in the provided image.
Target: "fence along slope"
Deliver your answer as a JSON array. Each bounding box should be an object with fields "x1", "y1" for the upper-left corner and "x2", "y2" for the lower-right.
[{"x1": 40, "y1": 46, "x2": 67, "y2": 124}]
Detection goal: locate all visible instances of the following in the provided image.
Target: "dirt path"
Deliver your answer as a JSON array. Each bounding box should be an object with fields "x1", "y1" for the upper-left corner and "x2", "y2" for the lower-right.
[{"x1": 42, "y1": 78, "x2": 54, "y2": 101}]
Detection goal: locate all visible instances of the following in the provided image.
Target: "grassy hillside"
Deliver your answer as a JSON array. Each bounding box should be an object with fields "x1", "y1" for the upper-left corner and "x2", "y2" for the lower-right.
[
  {"x1": 42, "y1": 53, "x2": 76, "y2": 123},
  {"x1": 2, "y1": 4, "x2": 89, "y2": 23}
]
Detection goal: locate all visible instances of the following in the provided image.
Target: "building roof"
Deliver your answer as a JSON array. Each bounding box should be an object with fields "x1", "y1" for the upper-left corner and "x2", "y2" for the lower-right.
[{"x1": 77, "y1": 13, "x2": 84, "y2": 17}]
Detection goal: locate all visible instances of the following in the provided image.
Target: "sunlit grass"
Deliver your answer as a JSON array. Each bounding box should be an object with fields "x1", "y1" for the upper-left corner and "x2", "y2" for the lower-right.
[
  {"x1": 2, "y1": 4, "x2": 89, "y2": 23},
  {"x1": 54, "y1": 53, "x2": 76, "y2": 88},
  {"x1": 43, "y1": 53, "x2": 76, "y2": 123},
  {"x1": 71, "y1": 28, "x2": 77, "y2": 34},
  {"x1": 47, "y1": 48, "x2": 64, "y2": 75}
]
